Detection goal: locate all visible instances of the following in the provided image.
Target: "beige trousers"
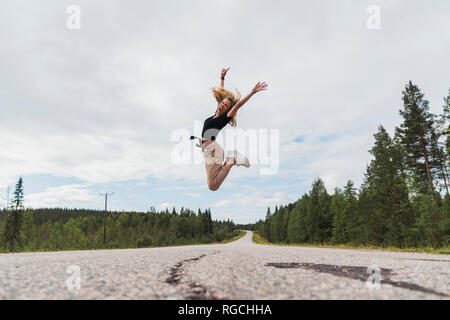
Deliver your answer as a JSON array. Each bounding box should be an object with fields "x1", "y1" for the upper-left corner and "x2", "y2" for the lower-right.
[{"x1": 202, "y1": 141, "x2": 231, "y2": 191}]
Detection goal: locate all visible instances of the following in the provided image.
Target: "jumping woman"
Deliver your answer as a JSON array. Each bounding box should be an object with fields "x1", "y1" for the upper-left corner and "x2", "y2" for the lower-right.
[{"x1": 201, "y1": 67, "x2": 268, "y2": 191}]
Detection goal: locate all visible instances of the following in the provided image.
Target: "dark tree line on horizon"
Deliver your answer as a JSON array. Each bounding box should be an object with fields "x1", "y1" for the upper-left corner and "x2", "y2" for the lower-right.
[{"x1": 254, "y1": 82, "x2": 449, "y2": 249}]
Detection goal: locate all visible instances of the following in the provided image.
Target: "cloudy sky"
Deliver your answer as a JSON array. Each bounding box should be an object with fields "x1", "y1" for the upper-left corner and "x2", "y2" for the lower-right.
[{"x1": 1, "y1": 0, "x2": 449, "y2": 223}]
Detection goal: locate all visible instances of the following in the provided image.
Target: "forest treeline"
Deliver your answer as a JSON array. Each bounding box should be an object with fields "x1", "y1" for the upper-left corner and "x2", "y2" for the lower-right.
[
  {"x1": 254, "y1": 82, "x2": 449, "y2": 249},
  {"x1": 0, "y1": 192, "x2": 237, "y2": 252}
]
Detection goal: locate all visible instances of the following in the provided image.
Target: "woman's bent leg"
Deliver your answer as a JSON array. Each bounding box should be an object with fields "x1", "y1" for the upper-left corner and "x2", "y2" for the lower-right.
[
  {"x1": 203, "y1": 142, "x2": 232, "y2": 191},
  {"x1": 206, "y1": 162, "x2": 231, "y2": 191}
]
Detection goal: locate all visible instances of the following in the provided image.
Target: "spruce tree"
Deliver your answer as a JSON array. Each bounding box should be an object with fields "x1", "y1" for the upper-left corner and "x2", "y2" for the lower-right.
[
  {"x1": 331, "y1": 187, "x2": 349, "y2": 243},
  {"x1": 286, "y1": 194, "x2": 309, "y2": 243},
  {"x1": 306, "y1": 178, "x2": 332, "y2": 243},
  {"x1": 4, "y1": 177, "x2": 24, "y2": 251},
  {"x1": 287, "y1": 205, "x2": 301, "y2": 243},
  {"x1": 365, "y1": 127, "x2": 412, "y2": 246},
  {"x1": 12, "y1": 177, "x2": 24, "y2": 210},
  {"x1": 357, "y1": 181, "x2": 378, "y2": 245}
]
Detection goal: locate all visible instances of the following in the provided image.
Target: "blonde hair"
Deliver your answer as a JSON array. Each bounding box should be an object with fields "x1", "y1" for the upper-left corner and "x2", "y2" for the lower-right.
[{"x1": 211, "y1": 87, "x2": 241, "y2": 127}]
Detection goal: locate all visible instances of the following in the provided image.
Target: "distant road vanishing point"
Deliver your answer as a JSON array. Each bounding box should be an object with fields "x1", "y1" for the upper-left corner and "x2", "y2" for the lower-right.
[{"x1": 0, "y1": 231, "x2": 448, "y2": 299}]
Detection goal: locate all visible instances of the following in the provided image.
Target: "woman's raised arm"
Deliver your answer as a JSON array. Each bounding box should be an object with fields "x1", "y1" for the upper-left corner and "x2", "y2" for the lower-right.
[
  {"x1": 227, "y1": 81, "x2": 268, "y2": 118},
  {"x1": 220, "y1": 67, "x2": 229, "y2": 88}
]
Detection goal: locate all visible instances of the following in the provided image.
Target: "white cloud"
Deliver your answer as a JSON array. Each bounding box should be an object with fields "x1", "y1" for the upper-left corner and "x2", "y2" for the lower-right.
[
  {"x1": 25, "y1": 184, "x2": 97, "y2": 209},
  {"x1": 157, "y1": 202, "x2": 174, "y2": 211},
  {"x1": 185, "y1": 193, "x2": 202, "y2": 198},
  {"x1": 213, "y1": 200, "x2": 232, "y2": 208},
  {"x1": 213, "y1": 191, "x2": 291, "y2": 210}
]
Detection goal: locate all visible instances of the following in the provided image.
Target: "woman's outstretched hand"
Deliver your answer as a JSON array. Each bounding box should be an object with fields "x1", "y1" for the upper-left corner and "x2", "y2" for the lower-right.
[
  {"x1": 227, "y1": 81, "x2": 268, "y2": 116},
  {"x1": 221, "y1": 67, "x2": 230, "y2": 78},
  {"x1": 252, "y1": 81, "x2": 268, "y2": 94}
]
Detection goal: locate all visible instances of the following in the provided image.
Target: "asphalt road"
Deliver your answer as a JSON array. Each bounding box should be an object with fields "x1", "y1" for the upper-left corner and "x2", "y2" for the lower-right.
[{"x1": 0, "y1": 231, "x2": 448, "y2": 299}]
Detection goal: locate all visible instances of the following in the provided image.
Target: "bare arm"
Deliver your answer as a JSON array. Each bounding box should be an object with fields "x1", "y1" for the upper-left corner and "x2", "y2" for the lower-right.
[
  {"x1": 220, "y1": 67, "x2": 229, "y2": 88},
  {"x1": 227, "y1": 81, "x2": 268, "y2": 118}
]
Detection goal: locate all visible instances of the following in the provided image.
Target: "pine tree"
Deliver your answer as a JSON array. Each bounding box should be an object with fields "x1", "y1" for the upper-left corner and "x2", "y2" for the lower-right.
[
  {"x1": 441, "y1": 90, "x2": 450, "y2": 161},
  {"x1": 393, "y1": 129, "x2": 412, "y2": 202},
  {"x1": 429, "y1": 128, "x2": 449, "y2": 195},
  {"x1": 397, "y1": 82, "x2": 440, "y2": 209},
  {"x1": 434, "y1": 90, "x2": 450, "y2": 194}
]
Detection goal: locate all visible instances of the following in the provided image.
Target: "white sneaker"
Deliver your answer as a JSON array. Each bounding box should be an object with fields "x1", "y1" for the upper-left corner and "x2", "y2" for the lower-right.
[{"x1": 232, "y1": 150, "x2": 250, "y2": 168}]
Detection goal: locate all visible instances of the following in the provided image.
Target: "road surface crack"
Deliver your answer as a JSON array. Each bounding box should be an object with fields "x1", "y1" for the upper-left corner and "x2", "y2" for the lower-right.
[
  {"x1": 266, "y1": 262, "x2": 448, "y2": 298},
  {"x1": 166, "y1": 252, "x2": 220, "y2": 300}
]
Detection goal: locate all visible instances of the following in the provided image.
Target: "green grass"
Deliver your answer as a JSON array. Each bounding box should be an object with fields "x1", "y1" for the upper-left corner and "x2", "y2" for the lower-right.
[{"x1": 252, "y1": 231, "x2": 450, "y2": 254}]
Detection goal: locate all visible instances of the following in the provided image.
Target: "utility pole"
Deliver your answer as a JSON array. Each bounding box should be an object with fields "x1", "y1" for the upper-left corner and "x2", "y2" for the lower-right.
[
  {"x1": 99, "y1": 192, "x2": 114, "y2": 246},
  {"x1": 6, "y1": 186, "x2": 10, "y2": 210}
]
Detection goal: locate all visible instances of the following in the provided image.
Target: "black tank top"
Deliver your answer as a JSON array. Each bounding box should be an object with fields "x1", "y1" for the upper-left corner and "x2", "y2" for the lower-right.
[{"x1": 201, "y1": 113, "x2": 232, "y2": 141}]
